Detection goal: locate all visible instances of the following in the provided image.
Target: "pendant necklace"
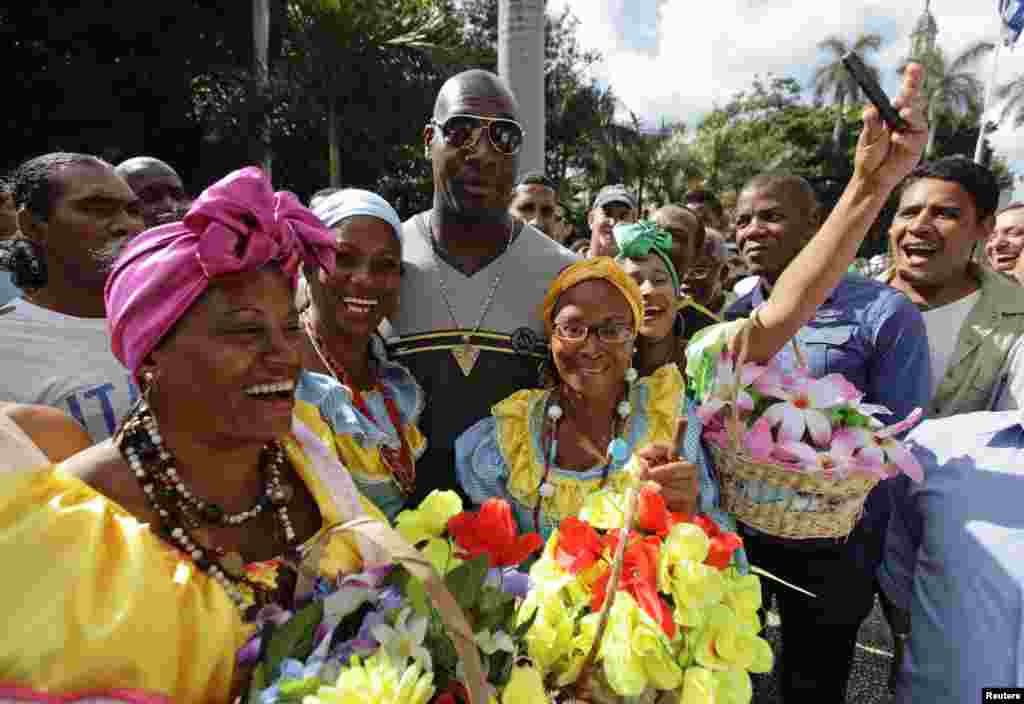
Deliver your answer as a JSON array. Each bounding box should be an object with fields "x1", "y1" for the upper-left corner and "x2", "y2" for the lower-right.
[{"x1": 421, "y1": 212, "x2": 515, "y2": 376}]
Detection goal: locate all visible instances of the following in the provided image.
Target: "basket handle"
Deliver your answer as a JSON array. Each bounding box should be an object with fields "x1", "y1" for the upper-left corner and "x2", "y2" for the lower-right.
[{"x1": 303, "y1": 518, "x2": 488, "y2": 704}]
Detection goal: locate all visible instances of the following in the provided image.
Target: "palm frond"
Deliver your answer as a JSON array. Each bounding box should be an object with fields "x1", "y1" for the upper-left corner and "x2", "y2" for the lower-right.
[
  {"x1": 949, "y1": 40, "x2": 995, "y2": 72},
  {"x1": 852, "y1": 33, "x2": 883, "y2": 53},
  {"x1": 817, "y1": 36, "x2": 849, "y2": 56}
]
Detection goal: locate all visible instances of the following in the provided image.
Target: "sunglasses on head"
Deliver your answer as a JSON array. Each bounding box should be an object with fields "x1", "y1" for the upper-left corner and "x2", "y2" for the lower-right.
[{"x1": 430, "y1": 114, "x2": 525, "y2": 156}]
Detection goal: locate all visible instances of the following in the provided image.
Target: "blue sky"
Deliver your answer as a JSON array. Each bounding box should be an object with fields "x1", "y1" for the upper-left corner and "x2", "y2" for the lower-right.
[{"x1": 547, "y1": 0, "x2": 1024, "y2": 198}]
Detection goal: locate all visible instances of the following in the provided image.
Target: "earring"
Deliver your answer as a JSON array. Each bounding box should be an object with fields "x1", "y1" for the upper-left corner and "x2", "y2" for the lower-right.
[{"x1": 141, "y1": 370, "x2": 159, "y2": 407}]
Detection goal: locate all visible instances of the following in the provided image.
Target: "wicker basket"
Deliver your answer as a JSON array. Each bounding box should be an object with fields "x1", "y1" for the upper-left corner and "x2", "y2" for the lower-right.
[
  {"x1": 708, "y1": 319, "x2": 881, "y2": 540},
  {"x1": 708, "y1": 441, "x2": 879, "y2": 539}
]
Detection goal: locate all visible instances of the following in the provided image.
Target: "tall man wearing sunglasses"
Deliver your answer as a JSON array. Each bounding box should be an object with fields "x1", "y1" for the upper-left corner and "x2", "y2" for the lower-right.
[{"x1": 384, "y1": 69, "x2": 578, "y2": 505}]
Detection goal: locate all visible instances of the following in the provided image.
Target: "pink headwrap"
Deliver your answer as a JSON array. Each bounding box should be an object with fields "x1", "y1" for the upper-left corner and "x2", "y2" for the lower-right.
[{"x1": 105, "y1": 167, "x2": 337, "y2": 378}]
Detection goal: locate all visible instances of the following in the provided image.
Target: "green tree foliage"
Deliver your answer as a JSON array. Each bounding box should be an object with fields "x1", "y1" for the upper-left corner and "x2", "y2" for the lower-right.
[
  {"x1": 812, "y1": 33, "x2": 882, "y2": 168},
  {"x1": 689, "y1": 75, "x2": 858, "y2": 194},
  {"x1": 901, "y1": 41, "x2": 994, "y2": 156}
]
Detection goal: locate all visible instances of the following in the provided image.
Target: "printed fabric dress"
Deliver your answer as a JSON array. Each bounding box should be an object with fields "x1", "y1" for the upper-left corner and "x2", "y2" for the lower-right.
[
  {"x1": 0, "y1": 416, "x2": 387, "y2": 704},
  {"x1": 455, "y1": 364, "x2": 737, "y2": 543},
  {"x1": 295, "y1": 335, "x2": 427, "y2": 521}
]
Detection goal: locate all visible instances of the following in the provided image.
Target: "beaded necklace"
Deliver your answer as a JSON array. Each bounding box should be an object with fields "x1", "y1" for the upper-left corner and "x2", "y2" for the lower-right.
[
  {"x1": 532, "y1": 367, "x2": 637, "y2": 532},
  {"x1": 117, "y1": 404, "x2": 300, "y2": 611},
  {"x1": 303, "y1": 317, "x2": 416, "y2": 496}
]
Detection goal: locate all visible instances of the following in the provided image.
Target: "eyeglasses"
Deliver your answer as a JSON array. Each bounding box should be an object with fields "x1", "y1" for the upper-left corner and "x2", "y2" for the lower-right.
[
  {"x1": 430, "y1": 114, "x2": 525, "y2": 155},
  {"x1": 552, "y1": 321, "x2": 634, "y2": 345}
]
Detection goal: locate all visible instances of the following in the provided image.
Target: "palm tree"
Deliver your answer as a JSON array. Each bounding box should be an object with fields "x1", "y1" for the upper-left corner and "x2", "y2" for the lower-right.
[
  {"x1": 901, "y1": 41, "x2": 994, "y2": 156},
  {"x1": 995, "y1": 73, "x2": 1024, "y2": 128},
  {"x1": 812, "y1": 34, "x2": 883, "y2": 165}
]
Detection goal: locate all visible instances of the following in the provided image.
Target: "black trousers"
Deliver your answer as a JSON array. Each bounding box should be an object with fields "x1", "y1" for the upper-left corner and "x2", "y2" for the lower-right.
[{"x1": 747, "y1": 529, "x2": 879, "y2": 704}]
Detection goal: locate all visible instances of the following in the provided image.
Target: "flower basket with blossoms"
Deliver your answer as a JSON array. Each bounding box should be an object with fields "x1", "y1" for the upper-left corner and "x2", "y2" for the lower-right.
[
  {"x1": 239, "y1": 491, "x2": 548, "y2": 704},
  {"x1": 519, "y1": 484, "x2": 773, "y2": 704},
  {"x1": 691, "y1": 324, "x2": 924, "y2": 540}
]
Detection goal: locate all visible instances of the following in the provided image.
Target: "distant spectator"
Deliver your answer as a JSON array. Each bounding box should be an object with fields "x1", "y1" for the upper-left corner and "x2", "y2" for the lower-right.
[
  {"x1": 114, "y1": 156, "x2": 190, "y2": 228},
  {"x1": 681, "y1": 232, "x2": 731, "y2": 314},
  {"x1": 652, "y1": 204, "x2": 704, "y2": 278},
  {"x1": 552, "y1": 202, "x2": 575, "y2": 244},
  {"x1": 986, "y1": 201, "x2": 1024, "y2": 283},
  {"x1": 587, "y1": 184, "x2": 636, "y2": 257},
  {"x1": 684, "y1": 188, "x2": 725, "y2": 231},
  {"x1": 509, "y1": 171, "x2": 559, "y2": 238}
]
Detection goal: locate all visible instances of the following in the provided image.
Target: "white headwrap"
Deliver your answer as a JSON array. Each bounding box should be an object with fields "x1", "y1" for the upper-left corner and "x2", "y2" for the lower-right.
[{"x1": 311, "y1": 188, "x2": 402, "y2": 245}]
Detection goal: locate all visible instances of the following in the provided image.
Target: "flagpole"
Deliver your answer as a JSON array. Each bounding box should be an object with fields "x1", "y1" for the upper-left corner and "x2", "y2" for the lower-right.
[{"x1": 975, "y1": 16, "x2": 1006, "y2": 163}]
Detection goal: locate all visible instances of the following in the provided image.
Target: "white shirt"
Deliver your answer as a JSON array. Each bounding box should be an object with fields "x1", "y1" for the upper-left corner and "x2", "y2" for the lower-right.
[
  {"x1": 921, "y1": 290, "x2": 981, "y2": 399},
  {"x1": 0, "y1": 299, "x2": 136, "y2": 441}
]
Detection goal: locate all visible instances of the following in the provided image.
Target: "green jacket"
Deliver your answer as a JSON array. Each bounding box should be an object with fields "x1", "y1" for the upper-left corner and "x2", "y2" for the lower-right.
[{"x1": 883, "y1": 264, "x2": 1024, "y2": 419}]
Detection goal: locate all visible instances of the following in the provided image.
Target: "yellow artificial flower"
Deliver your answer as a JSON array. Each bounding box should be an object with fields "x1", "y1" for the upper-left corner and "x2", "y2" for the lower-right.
[
  {"x1": 556, "y1": 613, "x2": 600, "y2": 686},
  {"x1": 722, "y1": 574, "x2": 762, "y2": 622},
  {"x1": 599, "y1": 592, "x2": 682, "y2": 697},
  {"x1": 395, "y1": 490, "x2": 463, "y2": 545},
  {"x1": 658, "y1": 523, "x2": 711, "y2": 592},
  {"x1": 419, "y1": 537, "x2": 462, "y2": 575},
  {"x1": 692, "y1": 604, "x2": 773, "y2": 674},
  {"x1": 579, "y1": 488, "x2": 629, "y2": 531},
  {"x1": 678, "y1": 666, "x2": 755, "y2": 704},
  {"x1": 522, "y1": 588, "x2": 576, "y2": 672},
  {"x1": 668, "y1": 560, "x2": 726, "y2": 629},
  {"x1": 305, "y1": 652, "x2": 435, "y2": 704},
  {"x1": 502, "y1": 661, "x2": 549, "y2": 703}
]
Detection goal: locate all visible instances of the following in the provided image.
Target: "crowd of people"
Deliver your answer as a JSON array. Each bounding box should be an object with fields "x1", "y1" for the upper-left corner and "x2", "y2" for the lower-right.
[{"x1": 0, "y1": 62, "x2": 1019, "y2": 704}]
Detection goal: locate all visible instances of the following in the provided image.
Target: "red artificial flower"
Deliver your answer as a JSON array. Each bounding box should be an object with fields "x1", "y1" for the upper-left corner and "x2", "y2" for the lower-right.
[
  {"x1": 591, "y1": 533, "x2": 676, "y2": 638},
  {"x1": 447, "y1": 498, "x2": 544, "y2": 568},
  {"x1": 705, "y1": 531, "x2": 744, "y2": 570},
  {"x1": 555, "y1": 516, "x2": 606, "y2": 573},
  {"x1": 637, "y1": 485, "x2": 672, "y2": 536},
  {"x1": 433, "y1": 682, "x2": 469, "y2": 704},
  {"x1": 690, "y1": 514, "x2": 720, "y2": 538}
]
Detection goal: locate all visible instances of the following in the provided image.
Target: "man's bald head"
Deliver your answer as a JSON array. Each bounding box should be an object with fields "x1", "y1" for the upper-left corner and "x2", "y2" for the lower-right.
[
  {"x1": 740, "y1": 173, "x2": 819, "y2": 222},
  {"x1": 433, "y1": 70, "x2": 520, "y2": 122},
  {"x1": 114, "y1": 156, "x2": 189, "y2": 227},
  {"x1": 654, "y1": 204, "x2": 705, "y2": 278}
]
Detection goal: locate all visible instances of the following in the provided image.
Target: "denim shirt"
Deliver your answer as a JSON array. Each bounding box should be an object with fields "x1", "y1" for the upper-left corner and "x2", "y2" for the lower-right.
[
  {"x1": 725, "y1": 274, "x2": 932, "y2": 568},
  {"x1": 879, "y1": 413, "x2": 1024, "y2": 703}
]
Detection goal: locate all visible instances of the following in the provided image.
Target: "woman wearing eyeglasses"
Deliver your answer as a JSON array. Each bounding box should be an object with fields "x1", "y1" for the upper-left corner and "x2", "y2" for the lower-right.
[{"x1": 455, "y1": 64, "x2": 929, "y2": 538}]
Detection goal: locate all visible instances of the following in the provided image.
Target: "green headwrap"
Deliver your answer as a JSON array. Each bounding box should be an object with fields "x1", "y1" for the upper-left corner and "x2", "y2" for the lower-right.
[{"x1": 613, "y1": 221, "x2": 680, "y2": 293}]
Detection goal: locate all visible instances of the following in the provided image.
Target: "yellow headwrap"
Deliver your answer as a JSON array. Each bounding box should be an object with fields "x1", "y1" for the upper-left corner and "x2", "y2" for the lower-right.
[{"x1": 540, "y1": 257, "x2": 645, "y2": 336}]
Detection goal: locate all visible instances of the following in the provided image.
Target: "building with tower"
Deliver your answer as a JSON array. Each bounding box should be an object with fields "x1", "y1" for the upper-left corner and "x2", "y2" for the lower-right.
[{"x1": 910, "y1": 0, "x2": 939, "y2": 60}]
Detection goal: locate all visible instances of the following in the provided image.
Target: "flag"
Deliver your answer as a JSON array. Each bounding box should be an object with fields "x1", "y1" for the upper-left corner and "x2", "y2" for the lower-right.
[{"x1": 1001, "y1": 0, "x2": 1024, "y2": 48}]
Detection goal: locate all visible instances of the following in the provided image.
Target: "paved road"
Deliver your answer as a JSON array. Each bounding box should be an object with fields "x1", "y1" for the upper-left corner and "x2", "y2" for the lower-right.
[{"x1": 754, "y1": 597, "x2": 897, "y2": 704}]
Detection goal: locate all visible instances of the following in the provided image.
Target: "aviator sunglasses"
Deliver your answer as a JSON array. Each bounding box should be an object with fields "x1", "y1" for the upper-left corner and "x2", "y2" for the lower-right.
[{"x1": 430, "y1": 114, "x2": 525, "y2": 156}]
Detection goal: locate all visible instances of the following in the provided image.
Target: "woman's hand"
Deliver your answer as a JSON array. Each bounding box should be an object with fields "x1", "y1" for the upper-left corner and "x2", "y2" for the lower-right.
[
  {"x1": 635, "y1": 444, "x2": 699, "y2": 516},
  {"x1": 853, "y1": 63, "x2": 928, "y2": 194}
]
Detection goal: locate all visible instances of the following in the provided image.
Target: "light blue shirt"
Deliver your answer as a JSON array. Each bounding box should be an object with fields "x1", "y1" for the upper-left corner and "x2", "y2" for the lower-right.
[
  {"x1": 0, "y1": 272, "x2": 19, "y2": 306},
  {"x1": 880, "y1": 411, "x2": 1024, "y2": 703}
]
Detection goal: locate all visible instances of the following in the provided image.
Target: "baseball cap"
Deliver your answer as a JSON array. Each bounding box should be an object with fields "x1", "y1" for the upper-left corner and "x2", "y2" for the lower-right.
[{"x1": 591, "y1": 184, "x2": 636, "y2": 211}]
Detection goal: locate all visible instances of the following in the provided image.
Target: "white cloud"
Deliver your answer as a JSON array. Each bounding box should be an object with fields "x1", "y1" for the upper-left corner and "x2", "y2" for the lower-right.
[{"x1": 547, "y1": 0, "x2": 1024, "y2": 180}]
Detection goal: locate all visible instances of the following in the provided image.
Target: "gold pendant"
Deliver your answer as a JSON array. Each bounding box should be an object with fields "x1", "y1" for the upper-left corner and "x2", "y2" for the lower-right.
[{"x1": 451, "y1": 338, "x2": 480, "y2": 376}]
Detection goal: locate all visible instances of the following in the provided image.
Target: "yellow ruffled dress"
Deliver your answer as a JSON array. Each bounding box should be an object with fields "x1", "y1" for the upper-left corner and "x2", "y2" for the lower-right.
[
  {"x1": 455, "y1": 364, "x2": 685, "y2": 538},
  {"x1": 0, "y1": 419, "x2": 385, "y2": 704}
]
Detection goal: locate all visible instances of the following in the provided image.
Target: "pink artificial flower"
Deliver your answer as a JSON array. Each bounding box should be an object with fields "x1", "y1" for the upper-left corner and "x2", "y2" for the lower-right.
[
  {"x1": 705, "y1": 417, "x2": 775, "y2": 461},
  {"x1": 835, "y1": 409, "x2": 925, "y2": 482},
  {"x1": 697, "y1": 350, "x2": 768, "y2": 423},
  {"x1": 759, "y1": 373, "x2": 859, "y2": 446},
  {"x1": 774, "y1": 429, "x2": 866, "y2": 478}
]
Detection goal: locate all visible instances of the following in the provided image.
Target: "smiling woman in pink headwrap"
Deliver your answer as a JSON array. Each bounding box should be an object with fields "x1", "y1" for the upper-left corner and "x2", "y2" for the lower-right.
[{"x1": 0, "y1": 168, "x2": 387, "y2": 704}]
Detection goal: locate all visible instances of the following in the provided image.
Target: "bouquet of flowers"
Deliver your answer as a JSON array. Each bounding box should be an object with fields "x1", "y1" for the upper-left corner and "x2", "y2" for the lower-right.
[
  {"x1": 520, "y1": 484, "x2": 772, "y2": 704},
  {"x1": 696, "y1": 350, "x2": 923, "y2": 481},
  {"x1": 241, "y1": 491, "x2": 547, "y2": 704},
  {"x1": 692, "y1": 345, "x2": 924, "y2": 538}
]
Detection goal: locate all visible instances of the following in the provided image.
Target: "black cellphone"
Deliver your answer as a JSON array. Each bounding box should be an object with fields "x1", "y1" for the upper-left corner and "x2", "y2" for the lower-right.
[{"x1": 842, "y1": 51, "x2": 908, "y2": 132}]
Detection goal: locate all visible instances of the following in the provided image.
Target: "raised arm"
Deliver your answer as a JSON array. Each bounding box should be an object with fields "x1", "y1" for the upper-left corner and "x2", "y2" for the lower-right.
[{"x1": 738, "y1": 64, "x2": 927, "y2": 363}]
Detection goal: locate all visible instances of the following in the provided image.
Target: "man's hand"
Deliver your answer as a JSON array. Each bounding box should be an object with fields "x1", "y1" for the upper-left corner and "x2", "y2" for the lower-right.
[
  {"x1": 854, "y1": 63, "x2": 928, "y2": 194},
  {"x1": 635, "y1": 443, "x2": 699, "y2": 516}
]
